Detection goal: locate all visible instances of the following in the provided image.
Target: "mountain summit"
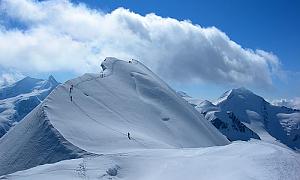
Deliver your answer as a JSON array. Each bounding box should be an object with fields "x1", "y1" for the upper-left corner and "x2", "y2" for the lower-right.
[{"x1": 0, "y1": 58, "x2": 229, "y2": 176}]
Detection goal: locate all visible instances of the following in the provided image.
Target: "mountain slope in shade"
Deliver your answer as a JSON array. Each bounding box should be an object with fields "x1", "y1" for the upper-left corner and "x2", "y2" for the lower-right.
[
  {"x1": 180, "y1": 88, "x2": 300, "y2": 149},
  {"x1": 0, "y1": 76, "x2": 59, "y2": 137},
  {"x1": 178, "y1": 94, "x2": 260, "y2": 141},
  {"x1": 0, "y1": 58, "x2": 229, "y2": 176},
  {"x1": 196, "y1": 100, "x2": 260, "y2": 141},
  {"x1": 214, "y1": 87, "x2": 300, "y2": 149}
]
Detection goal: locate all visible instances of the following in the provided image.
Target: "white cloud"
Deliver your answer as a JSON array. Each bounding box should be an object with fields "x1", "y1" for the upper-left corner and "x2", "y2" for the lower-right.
[
  {"x1": 0, "y1": 67, "x2": 24, "y2": 86},
  {"x1": 272, "y1": 98, "x2": 300, "y2": 110},
  {"x1": 0, "y1": 0, "x2": 280, "y2": 87}
]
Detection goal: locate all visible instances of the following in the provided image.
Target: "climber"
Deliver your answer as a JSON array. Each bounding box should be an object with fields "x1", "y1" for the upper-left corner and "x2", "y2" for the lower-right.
[
  {"x1": 69, "y1": 85, "x2": 74, "y2": 102},
  {"x1": 69, "y1": 84, "x2": 74, "y2": 94},
  {"x1": 127, "y1": 132, "x2": 131, "y2": 140}
]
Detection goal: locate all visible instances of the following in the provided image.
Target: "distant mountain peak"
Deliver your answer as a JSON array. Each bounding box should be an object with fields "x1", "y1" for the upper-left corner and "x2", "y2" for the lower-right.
[
  {"x1": 17, "y1": 76, "x2": 42, "y2": 84},
  {"x1": 47, "y1": 75, "x2": 57, "y2": 83},
  {"x1": 231, "y1": 87, "x2": 254, "y2": 95},
  {"x1": 215, "y1": 87, "x2": 263, "y2": 105},
  {"x1": 45, "y1": 75, "x2": 59, "y2": 87},
  {"x1": 0, "y1": 75, "x2": 59, "y2": 138}
]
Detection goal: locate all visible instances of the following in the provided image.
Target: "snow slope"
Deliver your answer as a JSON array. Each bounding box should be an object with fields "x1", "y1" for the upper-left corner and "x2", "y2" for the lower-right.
[
  {"x1": 0, "y1": 76, "x2": 59, "y2": 137},
  {"x1": 2, "y1": 140, "x2": 299, "y2": 180},
  {"x1": 214, "y1": 88, "x2": 300, "y2": 149},
  {"x1": 0, "y1": 58, "x2": 229, "y2": 176}
]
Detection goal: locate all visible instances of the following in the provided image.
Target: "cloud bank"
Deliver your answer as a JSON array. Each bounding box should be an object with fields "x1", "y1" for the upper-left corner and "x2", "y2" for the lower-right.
[{"x1": 0, "y1": 0, "x2": 280, "y2": 87}]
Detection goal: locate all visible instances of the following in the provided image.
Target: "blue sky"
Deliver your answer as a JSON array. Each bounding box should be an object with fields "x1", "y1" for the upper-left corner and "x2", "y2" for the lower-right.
[
  {"x1": 71, "y1": 0, "x2": 300, "y2": 99},
  {"x1": 74, "y1": 0, "x2": 300, "y2": 68},
  {"x1": 0, "y1": 0, "x2": 299, "y2": 101}
]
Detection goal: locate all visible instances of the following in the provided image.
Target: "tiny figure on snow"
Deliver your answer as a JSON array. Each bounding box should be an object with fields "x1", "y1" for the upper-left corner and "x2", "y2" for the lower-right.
[
  {"x1": 69, "y1": 84, "x2": 74, "y2": 94},
  {"x1": 127, "y1": 132, "x2": 131, "y2": 140},
  {"x1": 69, "y1": 85, "x2": 74, "y2": 102}
]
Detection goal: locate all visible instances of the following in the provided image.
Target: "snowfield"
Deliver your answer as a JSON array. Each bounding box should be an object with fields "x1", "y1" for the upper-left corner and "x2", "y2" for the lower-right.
[{"x1": 1, "y1": 141, "x2": 299, "y2": 180}]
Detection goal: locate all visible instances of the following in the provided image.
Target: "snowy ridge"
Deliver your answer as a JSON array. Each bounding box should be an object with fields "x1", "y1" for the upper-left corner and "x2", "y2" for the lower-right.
[
  {"x1": 0, "y1": 58, "x2": 229, "y2": 176},
  {"x1": 47, "y1": 57, "x2": 228, "y2": 153}
]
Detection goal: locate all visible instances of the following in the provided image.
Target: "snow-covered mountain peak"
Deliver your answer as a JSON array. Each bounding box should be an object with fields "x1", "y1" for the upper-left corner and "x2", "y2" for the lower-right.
[
  {"x1": 0, "y1": 57, "x2": 229, "y2": 176},
  {"x1": 181, "y1": 87, "x2": 300, "y2": 149},
  {"x1": 0, "y1": 75, "x2": 59, "y2": 137},
  {"x1": 232, "y1": 87, "x2": 253, "y2": 94},
  {"x1": 210, "y1": 87, "x2": 300, "y2": 149},
  {"x1": 38, "y1": 75, "x2": 59, "y2": 91},
  {"x1": 215, "y1": 87, "x2": 263, "y2": 105},
  {"x1": 0, "y1": 76, "x2": 59, "y2": 100},
  {"x1": 230, "y1": 87, "x2": 262, "y2": 100},
  {"x1": 47, "y1": 75, "x2": 58, "y2": 85}
]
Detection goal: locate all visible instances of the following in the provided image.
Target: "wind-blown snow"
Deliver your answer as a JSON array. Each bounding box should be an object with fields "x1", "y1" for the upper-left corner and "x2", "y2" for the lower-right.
[{"x1": 0, "y1": 58, "x2": 228, "y2": 176}]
